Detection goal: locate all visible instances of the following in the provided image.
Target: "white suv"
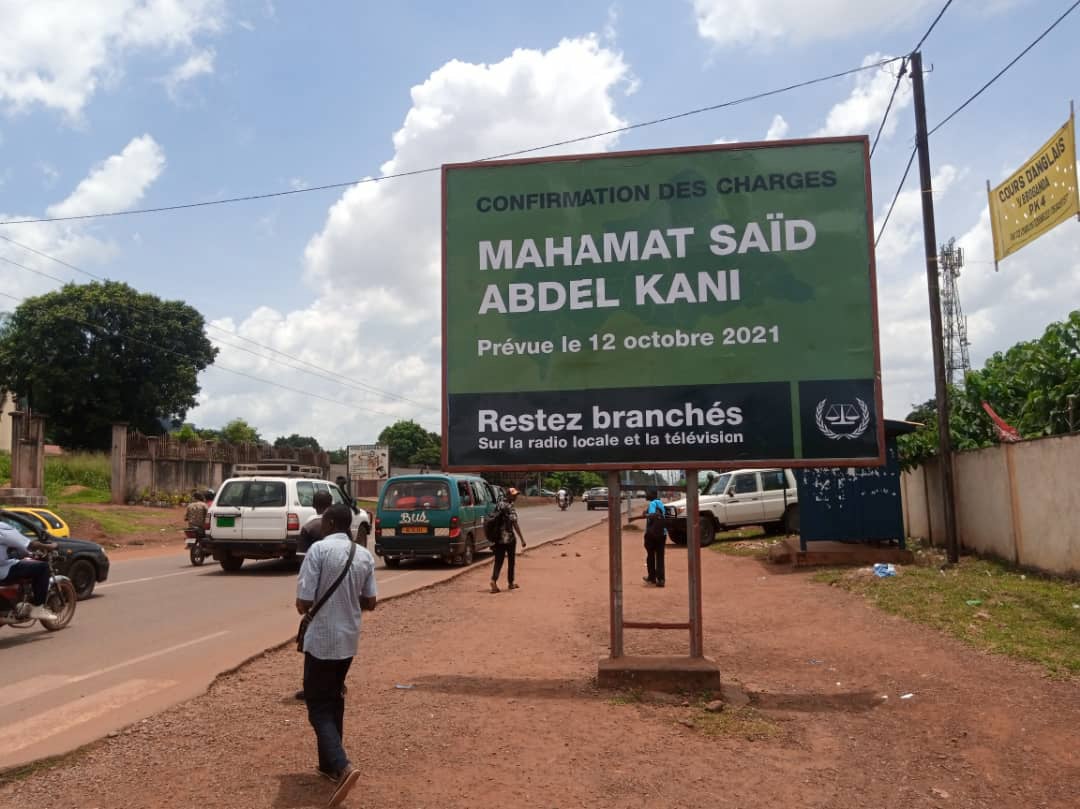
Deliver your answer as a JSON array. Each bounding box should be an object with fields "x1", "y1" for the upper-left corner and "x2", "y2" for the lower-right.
[
  {"x1": 206, "y1": 463, "x2": 371, "y2": 572},
  {"x1": 665, "y1": 468, "x2": 799, "y2": 546}
]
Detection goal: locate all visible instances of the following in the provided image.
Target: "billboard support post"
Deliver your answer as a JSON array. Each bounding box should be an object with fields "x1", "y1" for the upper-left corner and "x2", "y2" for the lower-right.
[
  {"x1": 686, "y1": 471, "x2": 704, "y2": 658},
  {"x1": 607, "y1": 470, "x2": 624, "y2": 659}
]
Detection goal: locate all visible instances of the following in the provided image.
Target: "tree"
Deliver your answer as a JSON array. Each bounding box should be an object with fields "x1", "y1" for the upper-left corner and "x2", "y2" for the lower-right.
[
  {"x1": 897, "y1": 310, "x2": 1080, "y2": 469},
  {"x1": 542, "y1": 471, "x2": 604, "y2": 495},
  {"x1": 377, "y1": 420, "x2": 441, "y2": 467},
  {"x1": 220, "y1": 418, "x2": 261, "y2": 444},
  {"x1": 274, "y1": 433, "x2": 322, "y2": 452},
  {"x1": 328, "y1": 448, "x2": 348, "y2": 464},
  {"x1": 0, "y1": 281, "x2": 217, "y2": 449}
]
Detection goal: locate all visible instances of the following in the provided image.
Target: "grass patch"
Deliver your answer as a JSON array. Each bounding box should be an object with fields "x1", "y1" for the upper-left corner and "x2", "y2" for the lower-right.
[
  {"x1": 815, "y1": 547, "x2": 1080, "y2": 677},
  {"x1": 55, "y1": 506, "x2": 159, "y2": 537},
  {"x1": 44, "y1": 453, "x2": 111, "y2": 503},
  {"x1": 708, "y1": 527, "x2": 784, "y2": 558},
  {"x1": 606, "y1": 687, "x2": 646, "y2": 706},
  {"x1": 691, "y1": 705, "x2": 782, "y2": 741},
  {"x1": 0, "y1": 450, "x2": 10, "y2": 485},
  {"x1": 356, "y1": 499, "x2": 377, "y2": 513}
]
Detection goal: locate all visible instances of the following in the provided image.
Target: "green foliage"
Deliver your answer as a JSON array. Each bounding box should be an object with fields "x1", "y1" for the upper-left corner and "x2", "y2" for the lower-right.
[
  {"x1": 43, "y1": 452, "x2": 111, "y2": 502},
  {"x1": 219, "y1": 418, "x2": 261, "y2": 444},
  {"x1": 172, "y1": 424, "x2": 199, "y2": 443},
  {"x1": 377, "y1": 420, "x2": 441, "y2": 467},
  {"x1": 0, "y1": 281, "x2": 217, "y2": 449},
  {"x1": 816, "y1": 549, "x2": 1080, "y2": 677},
  {"x1": 328, "y1": 448, "x2": 347, "y2": 464},
  {"x1": 274, "y1": 433, "x2": 322, "y2": 452},
  {"x1": 898, "y1": 310, "x2": 1080, "y2": 469},
  {"x1": 0, "y1": 450, "x2": 10, "y2": 484}
]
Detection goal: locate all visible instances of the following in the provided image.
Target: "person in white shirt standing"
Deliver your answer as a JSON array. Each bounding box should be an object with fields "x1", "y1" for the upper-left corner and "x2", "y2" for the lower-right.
[
  {"x1": 295, "y1": 503, "x2": 377, "y2": 807},
  {"x1": 0, "y1": 521, "x2": 59, "y2": 621}
]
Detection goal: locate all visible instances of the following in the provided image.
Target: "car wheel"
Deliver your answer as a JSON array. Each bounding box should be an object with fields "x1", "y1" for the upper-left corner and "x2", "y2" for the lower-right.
[
  {"x1": 66, "y1": 559, "x2": 97, "y2": 600},
  {"x1": 461, "y1": 536, "x2": 475, "y2": 566},
  {"x1": 783, "y1": 504, "x2": 800, "y2": 534},
  {"x1": 699, "y1": 518, "x2": 717, "y2": 547},
  {"x1": 220, "y1": 555, "x2": 244, "y2": 572},
  {"x1": 356, "y1": 524, "x2": 370, "y2": 549},
  {"x1": 384, "y1": 556, "x2": 401, "y2": 568}
]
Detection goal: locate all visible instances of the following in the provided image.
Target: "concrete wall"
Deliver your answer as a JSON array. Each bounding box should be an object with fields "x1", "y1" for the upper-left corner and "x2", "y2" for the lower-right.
[
  {"x1": 903, "y1": 431, "x2": 1080, "y2": 577},
  {"x1": 125, "y1": 458, "x2": 231, "y2": 501},
  {"x1": 0, "y1": 393, "x2": 13, "y2": 454}
]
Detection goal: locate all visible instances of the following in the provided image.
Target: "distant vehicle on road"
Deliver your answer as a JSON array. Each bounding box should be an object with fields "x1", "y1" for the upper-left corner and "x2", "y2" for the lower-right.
[
  {"x1": 206, "y1": 463, "x2": 370, "y2": 573},
  {"x1": 375, "y1": 473, "x2": 497, "y2": 567},
  {"x1": 0, "y1": 509, "x2": 110, "y2": 599},
  {"x1": 583, "y1": 487, "x2": 609, "y2": 510}
]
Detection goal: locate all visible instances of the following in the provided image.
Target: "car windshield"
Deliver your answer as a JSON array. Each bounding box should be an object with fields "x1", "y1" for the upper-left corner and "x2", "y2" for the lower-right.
[
  {"x1": 704, "y1": 474, "x2": 732, "y2": 496},
  {"x1": 381, "y1": 480, "x2": 451, "y2": 511}
]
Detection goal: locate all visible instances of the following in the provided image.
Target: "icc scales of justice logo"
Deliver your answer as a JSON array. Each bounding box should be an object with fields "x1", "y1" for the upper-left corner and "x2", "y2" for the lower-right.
[{"x1": 814, "y1": 398, "x2": 871, "y2": 440}]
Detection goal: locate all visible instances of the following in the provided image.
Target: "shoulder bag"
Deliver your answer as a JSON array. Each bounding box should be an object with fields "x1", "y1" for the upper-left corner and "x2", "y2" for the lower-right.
[{"x1": 296, "y1": 540, "x2": 357, "y2": 653}]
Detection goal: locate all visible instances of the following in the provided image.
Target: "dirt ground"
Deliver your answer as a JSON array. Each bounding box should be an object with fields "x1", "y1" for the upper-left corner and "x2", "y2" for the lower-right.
[
  {"x1": 61, "y1": 503, "x2": 190, "y2": 560},
  {"x1": 2, "y1": 522, "x2": 1077, "y2": 809}
]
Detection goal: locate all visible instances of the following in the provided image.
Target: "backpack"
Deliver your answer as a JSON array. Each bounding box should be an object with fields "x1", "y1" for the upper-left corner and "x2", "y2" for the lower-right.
[
  {"x1": 644, "y1": 501, "x2": 666, "y2": 541},
  {"x1": 484, "y1": 507, "x2": 508, "y2": 544}
]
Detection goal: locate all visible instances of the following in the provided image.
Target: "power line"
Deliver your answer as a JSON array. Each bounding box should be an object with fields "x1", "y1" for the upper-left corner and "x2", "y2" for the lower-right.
[
  {"x1": 0, "y1": 232, "x2": 437, "y2": 411},
  {"x1": 911, "y1": 0, "x2": 955, "y2": 53},
  {"x1": 0, "y1": 287, "x2": 396, "y2": 417},
  {"x1": 929, "y1": 0, "x2": 1080, "y2": 136},
  {"x1": 0, "y1": 57, "x2": 901, "y2": 227},
  {"x1": 876, "y1": 0, "x2": 1080, "y2": 246},
  {"x1": 869, "y1": 58, "x2": 907, "y2": 159}
]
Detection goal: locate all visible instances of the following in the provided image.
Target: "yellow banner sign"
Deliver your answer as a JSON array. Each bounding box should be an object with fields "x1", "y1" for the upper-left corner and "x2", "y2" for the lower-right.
[{"x1": 987, "y1": 114, "x2": 1079, "y2": 264}]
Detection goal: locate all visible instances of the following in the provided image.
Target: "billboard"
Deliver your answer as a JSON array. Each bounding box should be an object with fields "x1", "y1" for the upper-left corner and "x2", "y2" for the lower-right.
[
  {"x1": 442, "y1": 138, "x2": 883, "y2": 471},
  {"x1": 987, "y1": 113, "x2": 1079, "y2": 265},
  {"x1": 347, "y1": 444, "x2": 389, "y2": 480}
]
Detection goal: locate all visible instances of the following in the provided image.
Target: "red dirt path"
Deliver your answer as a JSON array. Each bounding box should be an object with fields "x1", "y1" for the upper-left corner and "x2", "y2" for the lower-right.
[{"x1": 2, "y1": 522, "x2": 1076, "y2": 808}]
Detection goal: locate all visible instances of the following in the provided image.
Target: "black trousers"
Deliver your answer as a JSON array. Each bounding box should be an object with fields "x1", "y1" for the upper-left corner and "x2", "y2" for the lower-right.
[
  {"x1": 645, "y1": 535, "x2": 666, "y2": 583},
  {"x1": 492, "y1": 542, "x2": 516, "y2": 584},
  {"x1": 303, "y1": 653, "x2": 353, "y2": 775}
]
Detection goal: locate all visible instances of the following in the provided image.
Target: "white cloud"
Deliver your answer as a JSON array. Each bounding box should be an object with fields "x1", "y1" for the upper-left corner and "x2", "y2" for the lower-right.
[
  {"x1": 47, "y1": 135, "x2": 165, "y2": 219},
  {"x1": 163, "y1": 48, "x2": 215, "y2": 99},
  {"x1": 764, "y1": 114, "x2": 789, "y2": 141},
  {"x1": 814, "y1": 54, "x2": 912, "y2": 139},
  {"x1": 692, "y1": 0, "x2": 935, "y2": 47},
  {"x1": 191, "y1": 36, "x2": 633, "y2": 446},
  {"x1": 0, "y1": 137, "x2": 166, "y2": 304},
  {"x1": 0, "y1": 0, "x2": 223, "y2": 118},
  {"x1": 36, "y1": 161, "x2": 60, "y2": 187}
]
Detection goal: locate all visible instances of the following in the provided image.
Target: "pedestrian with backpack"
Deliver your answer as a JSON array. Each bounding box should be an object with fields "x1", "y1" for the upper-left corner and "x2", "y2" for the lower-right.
[
  {"x1": 643, "y1": 488, "x2": 667, "y2": 588},
  {"x1": 488, "y1": 488, "x2": 526, "y2": 593}
]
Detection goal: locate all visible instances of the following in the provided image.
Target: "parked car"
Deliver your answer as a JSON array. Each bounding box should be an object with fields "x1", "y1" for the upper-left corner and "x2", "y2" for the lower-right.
[
  {"x1": 374, "y1": 473, "x2": 498, "y2": 567},
  {"x1": 2, "y1": 506, "x2": 71, "y2": 537},
  {"x1": 206, "y1": 463, "x2": 371, "y2": 573},
  {"x1": 0, "y1": 509, "x2": 110, "y2": 599},
  {"x1": 664, "y1": 468, "x2": 799, "y2": 546},
  {"x1": 583, "y1": 487, "x2": 609, "y2": 510}
]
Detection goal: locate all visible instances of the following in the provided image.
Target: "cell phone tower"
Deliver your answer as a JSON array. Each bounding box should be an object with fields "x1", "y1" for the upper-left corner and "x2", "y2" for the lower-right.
[{"x1": 939, "y1": 238, "x2": 971, "y2": 387}]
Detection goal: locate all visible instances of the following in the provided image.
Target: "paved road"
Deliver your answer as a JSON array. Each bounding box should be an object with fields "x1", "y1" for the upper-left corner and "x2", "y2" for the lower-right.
[{"x1": 0, "y1": 504, "x2": 604, "y2": 770}]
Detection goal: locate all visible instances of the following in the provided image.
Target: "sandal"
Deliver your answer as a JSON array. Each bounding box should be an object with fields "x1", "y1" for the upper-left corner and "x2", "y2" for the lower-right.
[
  {"x1": 508, "y1": 583, "x2": 519, "y2": 590},
  {"x1": 490, "y1": 581, "x2": 500, "y2": 593}
]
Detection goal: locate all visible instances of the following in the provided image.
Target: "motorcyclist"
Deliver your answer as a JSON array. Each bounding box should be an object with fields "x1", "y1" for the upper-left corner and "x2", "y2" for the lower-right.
[
  {"x1": 0, "y1": 521, "x2": 59, "y2": 621},
  {"x1": 556, "y1": 487, "x2": 569, "y2": 508},
  {"x1": 185, "y1": 490, "x2": 208, "y2": 537}
]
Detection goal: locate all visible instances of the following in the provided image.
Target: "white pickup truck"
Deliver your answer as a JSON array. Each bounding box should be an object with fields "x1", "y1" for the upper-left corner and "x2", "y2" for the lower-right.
[{"x1": 663, "y1": 468, "x2": 799, "y2": 546}]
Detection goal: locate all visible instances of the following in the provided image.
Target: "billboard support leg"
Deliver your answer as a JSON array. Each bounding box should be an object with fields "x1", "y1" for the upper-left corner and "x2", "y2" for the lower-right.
[
  {"x1": 686, "y1": 471, "x2": 704, "y2": 658},
  {"x1": 607, "y1": 470, "x2": 624, "y2": 659}
]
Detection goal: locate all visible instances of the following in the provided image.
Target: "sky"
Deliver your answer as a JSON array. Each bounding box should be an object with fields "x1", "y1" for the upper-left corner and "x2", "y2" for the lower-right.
[{"x1": 1, "y1": 0, "x2": 1079, "y2": 451}]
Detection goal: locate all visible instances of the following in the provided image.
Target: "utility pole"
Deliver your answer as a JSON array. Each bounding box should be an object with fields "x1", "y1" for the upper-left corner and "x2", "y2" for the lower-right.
[{"x1": 911, "y1": 51, "x2": 959, "y2": 564}]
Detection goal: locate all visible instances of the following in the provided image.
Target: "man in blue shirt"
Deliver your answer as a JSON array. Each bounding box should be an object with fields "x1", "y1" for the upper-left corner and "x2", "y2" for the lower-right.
[
  {"x1": 643, "y1": 488, "x2": 667, "y2": 588},
  {"x1": 295, "y1": 504, "x2": 378, "y2": 806}
]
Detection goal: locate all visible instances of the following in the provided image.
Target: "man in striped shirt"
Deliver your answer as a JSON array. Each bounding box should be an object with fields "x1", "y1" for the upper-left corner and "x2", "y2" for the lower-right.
[{"x1": 296, "y1": 504, "x2": 378, "y2": 806}]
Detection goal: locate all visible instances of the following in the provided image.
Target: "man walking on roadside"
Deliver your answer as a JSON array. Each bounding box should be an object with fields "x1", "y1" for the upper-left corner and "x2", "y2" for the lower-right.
[
  {"x1": 295, "y1": 488, "x2": 336, "y2": 701},
  {"x1": 489, "y1": 487, "x2": 526, "y2": 594},
  {"x1": 296, "y1": 504, "x2": 377, "y2": 807},
  {"x1": 642, "y1": 488, "x2": 667, "y2": 588}
]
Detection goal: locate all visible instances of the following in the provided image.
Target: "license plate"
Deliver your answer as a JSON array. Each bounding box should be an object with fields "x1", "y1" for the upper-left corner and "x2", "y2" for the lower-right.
[
  {"x1": 216, "y1": 516, "x2": 235, "y2": 528},
  {"x1": 400, "y1": 526, "x2": 429, "y2": 534}
]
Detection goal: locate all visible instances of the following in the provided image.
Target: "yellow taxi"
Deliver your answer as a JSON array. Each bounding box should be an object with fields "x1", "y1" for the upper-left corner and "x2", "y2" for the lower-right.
[{"x1": 3, "y1": 507, "x2": 71, "y2": 537}]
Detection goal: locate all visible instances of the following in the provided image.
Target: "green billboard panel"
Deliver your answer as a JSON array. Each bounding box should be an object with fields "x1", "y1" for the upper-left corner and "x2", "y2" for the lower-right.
[{"x1": 442, "y1": 139, "x2": 884, "y2": 471}]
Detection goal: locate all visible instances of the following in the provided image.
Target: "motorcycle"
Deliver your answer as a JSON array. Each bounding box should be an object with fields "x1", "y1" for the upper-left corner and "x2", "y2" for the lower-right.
[
  {"x1": 556, "y1": 493, "x2": 570, "y2": 511},
  {"x1": 185, "y1": 527, "x2": 211, "y2": 566},
  {"x1": 0, "y1": 549, "x2": 77, "y2": 632}
]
